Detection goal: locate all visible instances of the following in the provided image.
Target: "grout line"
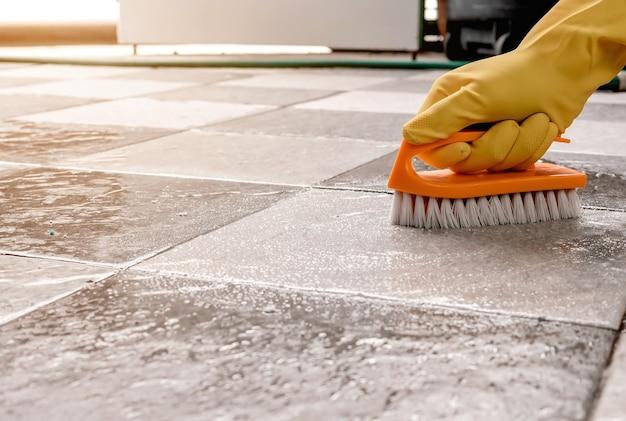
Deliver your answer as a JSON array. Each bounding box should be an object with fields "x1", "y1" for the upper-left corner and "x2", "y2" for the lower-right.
[
  {"x1": 585, "y1": 313, "x2": 626, "y2": 421},
  {"x1": 0, "y1": 249, "x2": 118, "y2": 268},
  {"x1": 0, "y1": 270, "x2": 118, "y2": 328},
  {"x1": 127, "y1": 265, "x2": 620, "y2": 332}
]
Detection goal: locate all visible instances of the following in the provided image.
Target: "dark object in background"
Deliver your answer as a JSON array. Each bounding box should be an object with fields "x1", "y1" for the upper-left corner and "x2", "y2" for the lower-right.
[{"x1": 442, "y1": 0, "x2": 558, "y2": 61}]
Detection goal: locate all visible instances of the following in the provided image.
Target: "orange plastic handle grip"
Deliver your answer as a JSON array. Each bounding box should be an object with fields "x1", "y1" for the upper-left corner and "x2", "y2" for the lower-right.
[{"x1": 408, "y1": 131, "x2": 570, "y2": 154}]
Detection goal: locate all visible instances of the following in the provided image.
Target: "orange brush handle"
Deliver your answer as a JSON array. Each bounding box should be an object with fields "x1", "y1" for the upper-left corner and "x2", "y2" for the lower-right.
[
  {"x1": 387, "y1": 132, "x2": 585, "y2": 199},
  {"x1": 409, "y1": 131, "x2": 570, "y2": 154}
]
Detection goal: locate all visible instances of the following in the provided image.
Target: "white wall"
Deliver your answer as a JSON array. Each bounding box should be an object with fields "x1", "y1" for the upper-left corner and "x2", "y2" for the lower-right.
[{"x1": 118, "y1": 0, "x2": 420, "y2": 51}]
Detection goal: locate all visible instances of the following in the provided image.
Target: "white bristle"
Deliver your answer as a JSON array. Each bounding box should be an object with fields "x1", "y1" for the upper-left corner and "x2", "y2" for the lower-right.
[
  {"x1": 499, "y1": 194, "x2": 516, "y2": 225},
  {"x1": 453, "y1": 199, "x2": 471, "y2": 228},
  {"x1": 523, "y1": 192, "x2": 538, "y2": 223},
  {"x1": 512, "y1": 193, "x2": 527, "y2": 224},
  {"x1": 567, "y1": 190, "x2": 582, "y2": 217},
  {"x1": 534, "y1": 191, "x2": 550, "y2": 222},
  {"x1": 390, "y1": 188, "x2": 582, "y2": 230},
  {"x1": 546, "y1": 190, "x2": 560, "y2": 220},
  {"x1": 425, "y1": 197, "x2": 441, "y2": 229},
  {"x1": 400, "y1": 193, "x2": 414, "y2": 226},
  {"x1": 440, "y1": 199, "x2": 458, "y2": 229},
  {"x1": 488, "y1": 195, "x2": 506, "y2": 225},
  {"x1": 413, "y1": 195, "x2": 426, "y2": 227},
  {"x1": 391, "y1": 191, "x2": 403, "y2": 225},
  {"x1": 477, "y1": 196, "x2": 497, "y2": 226},
  {"x1": 465, "y1": 198, "x2": 481, "y2": 227},
  {"x1": 557, "y1": 189, "x2": 571, "y2": 219}
]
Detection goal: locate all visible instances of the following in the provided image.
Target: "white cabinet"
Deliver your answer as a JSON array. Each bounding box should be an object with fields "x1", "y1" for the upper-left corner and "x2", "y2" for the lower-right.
[{"x1": 118, "y1": 0, "x2": 420, "y2": 51}]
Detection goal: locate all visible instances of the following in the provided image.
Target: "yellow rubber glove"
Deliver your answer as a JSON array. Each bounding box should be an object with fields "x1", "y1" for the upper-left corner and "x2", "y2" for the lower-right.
[{"x1": 403, "y1": 0, "x2": 626, "y2": 173}]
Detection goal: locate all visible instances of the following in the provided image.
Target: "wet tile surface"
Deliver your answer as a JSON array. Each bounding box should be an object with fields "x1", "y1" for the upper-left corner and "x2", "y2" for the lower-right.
[
  {"x1": 295, "y1": 91, "x2": 426, "y2": 114},
  {"x1": 0, "y1": 94, "x2": 94, "y2": 120},
  {"x1": 208, "y1": 108, "x2": 411, "y2": 143},
  {"x1": 217, "y1": 73, "x2": 393, "y2": 90},
  {"x1": 592, "y1": 330, "x2": 626, "y2": 421},
  {"x1": 0, "y1": 77, "x2": 52, "y2": 88},
  {"x1": 0, "y1": 167, "x2": 295, "y2": 263},
  {"x1": 0, "y1": 79, "x2": 194, "y2": 100},
  {"x1": 63, "y1": 130, "x2": 397, "y2": 185},
  {"x1": 0, "y1": 121, "x2": 173, "y2": 165},
  {"x1": 18, "y1": 98, "x2": 273, "y2": 130},
  {"x1": 0, "y1": 255, "x2": 112, "y2": 325},
  {"x1": 140, "y1": 189, "x2": 626, "y2": 329},
  {"x1": 149, "y1": 84, "x2": 336, "y2": 106},
  {"x1": 545, "y1": 152, "x2": 626, "y2": 210},
  {"x1": 0, "y1": 270, "x2": 614, "y2": 421}
]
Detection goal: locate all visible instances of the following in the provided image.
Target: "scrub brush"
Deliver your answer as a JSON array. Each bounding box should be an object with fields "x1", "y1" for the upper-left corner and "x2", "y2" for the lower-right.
[{"x1": 388, "y1": 131, "x2": 587, "y2": 229}]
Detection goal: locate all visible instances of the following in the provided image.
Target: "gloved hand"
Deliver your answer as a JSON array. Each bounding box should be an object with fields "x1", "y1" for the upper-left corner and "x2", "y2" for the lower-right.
[{"x1": 403, "y1": 0, "x2": 626, "y2": 173}]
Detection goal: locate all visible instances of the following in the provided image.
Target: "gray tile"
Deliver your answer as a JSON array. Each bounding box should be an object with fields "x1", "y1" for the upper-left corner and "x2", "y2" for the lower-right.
[
  {"x1": 0, "y1": 64, "x2": 145, "y2": 80},
  {"x1": 140, "y1": 190, "x2": 626, "y2": 329},
  {"x1": 0, "y1": 270, "x2": 614, "y2": 420},
  {"x1": 0, "y1": 255, "x2": 112, "y2": 325},
  {"x1": 553, "y1": 120, "x2": 626, "y2": 157},
  {"x1": 18, "y1": 98, "x2": 273, "y2": 130},
  {"x1": 545, "y1": 152, "x2": 626, "y2": 210},
  {"x1": 319, "y1": 151, "x2": 431, "y2": 192},
  {"x1": 208, "y1": 107, "x2": 411, "y2": 143},
  {"x1": 0, "y1": 77, "x2": 52, "y2": 88},
  {"x1": 105, "y1": 68, "x2": 248, "y2": 83},
  {"x1": 579, "y1": 103, "x2": 626, "y2": 122},
  {"x1": 63, "y1": 130, "x2": 397, "y2": 185},
  {"x1": 0, "y1": 167, "x2": 295, "y2": 264},
  {"x1": 0, "y1": 94, "x2": 94, "y2": 120},
  {"x1": 356, "y1": 78, "x2": 434, "y2": 93},
  {"x1": 593, "y1": 330, "x2": 626, "y2": 421},
  {"x1": 216, "y1": 73, "x2": 394, "y2": 91},
  {"x1": 149, "y1": 84, "x2": 336, "y2": 106},
  {"x1": 0, "y1": 121, "x2": 173, "y2": 165}
]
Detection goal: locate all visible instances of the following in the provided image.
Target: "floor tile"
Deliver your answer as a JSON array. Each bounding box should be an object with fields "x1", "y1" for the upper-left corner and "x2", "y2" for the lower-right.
[
  {"x1": 357, "y1": 78, "x2": 435, "y2": 93},
  {"x1": 578, "y1": 103, "x2": 626, "y2": 122},
  {"x1": 0, "y1": 94, "x2": 93, "y2": 120},
  {"x1": 404, "y1": 69, "x2": 449, "y2": 81},
  {"x1": 208, "y1": 108, "x2": 411, "y2": 143},
  {"x1": 217, "y1": 73, "x2": 394, "y2": 91},
  {"x1": 0, "y1": 270, "x2": 614, "y2": 420},
  {"x1": 592, "y1": 330, "x2": 626, "y2": 421},
  {"x1": 545, "y1": 152, "x2": 626, "y2": 210},
  {"x1": 17, "y1": 98, "x2": 273, "y2": 130},
  {"x1": 140, "y1": 189, "x2": 626, "y2": 329},
  {"x1": 0, "y1": 255, "x2": 112, "y2": 325},
  {"x1": 0, "y1": 64, "x2": 145, "y2": 80},
  {"x1": 295, "y1": 91, "x2": 426, "y2": 114},
  {"x1": 0, "y1": 79, "x2": 193, "y2": 100},
  {"x1": 0, "y1": 167, "x2": 295, "y2": 263},
  {"x1": 0, "y1": 121, "x2": 172, "y2": 165},
  {"x1": 105, "y1": 68, "x2": 248, "y2": 83},
  {"x1": 62, "y1": 130, "x2": 397, "y2": 185},
  {"x1": 588, "y1": 92, "x2": 626, "y2": 105},
  {"x1": 149, "y1": 84, "x2": 336, "y2": 106},
  {"x1": 0, "y1": 77, "x2": 52, "y2": 88},
  {"x1": 554, "y1": 120, "x2": 626, "y2": 157}
]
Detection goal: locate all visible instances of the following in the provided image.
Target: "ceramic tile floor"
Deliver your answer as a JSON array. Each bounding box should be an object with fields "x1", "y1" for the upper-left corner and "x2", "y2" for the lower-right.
[{"x1": 0, "y1": 62, "x2": 625, "y2": 420}]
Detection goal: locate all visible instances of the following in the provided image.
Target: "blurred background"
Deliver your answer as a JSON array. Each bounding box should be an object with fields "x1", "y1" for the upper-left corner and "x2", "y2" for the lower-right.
[{"x1": 0, "y1": 0, "x2": 558, "y2": 61}]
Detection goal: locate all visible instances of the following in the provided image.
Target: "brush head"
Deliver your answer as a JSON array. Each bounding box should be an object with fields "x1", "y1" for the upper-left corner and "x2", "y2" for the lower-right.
[{"x1": 391, "y1": 190, "x2": 582, "y2": 229}]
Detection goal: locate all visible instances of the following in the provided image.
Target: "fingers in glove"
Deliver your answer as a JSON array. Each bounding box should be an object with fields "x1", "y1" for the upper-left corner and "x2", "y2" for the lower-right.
[
  {"x1": 513, "y1": 122, "x2": 558, "y2": 170},
  {"x1": 449, "y1": 120, "x2": 519, "y2": 173},
  {"x1": 403, "y1": 86, "x2": 486, "y2": 145},
  {"x1": 488, "y1": 113, "x2": 551, "y2": 172},
  {"x1": 417, "y1": 142, "x2": 471, "y2": 169}
]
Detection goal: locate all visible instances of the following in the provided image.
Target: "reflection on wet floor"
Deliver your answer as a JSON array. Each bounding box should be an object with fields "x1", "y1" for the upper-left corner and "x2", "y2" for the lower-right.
[
  {"x1": 0, "y1": 167, "x2": 295, "y2": 263},
  {"x1": 0, "y1": 271, "x2": 614, "y2": 420},
  {"x1": 0, "y1": 121, "x2": 172, "y2": 164}
]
